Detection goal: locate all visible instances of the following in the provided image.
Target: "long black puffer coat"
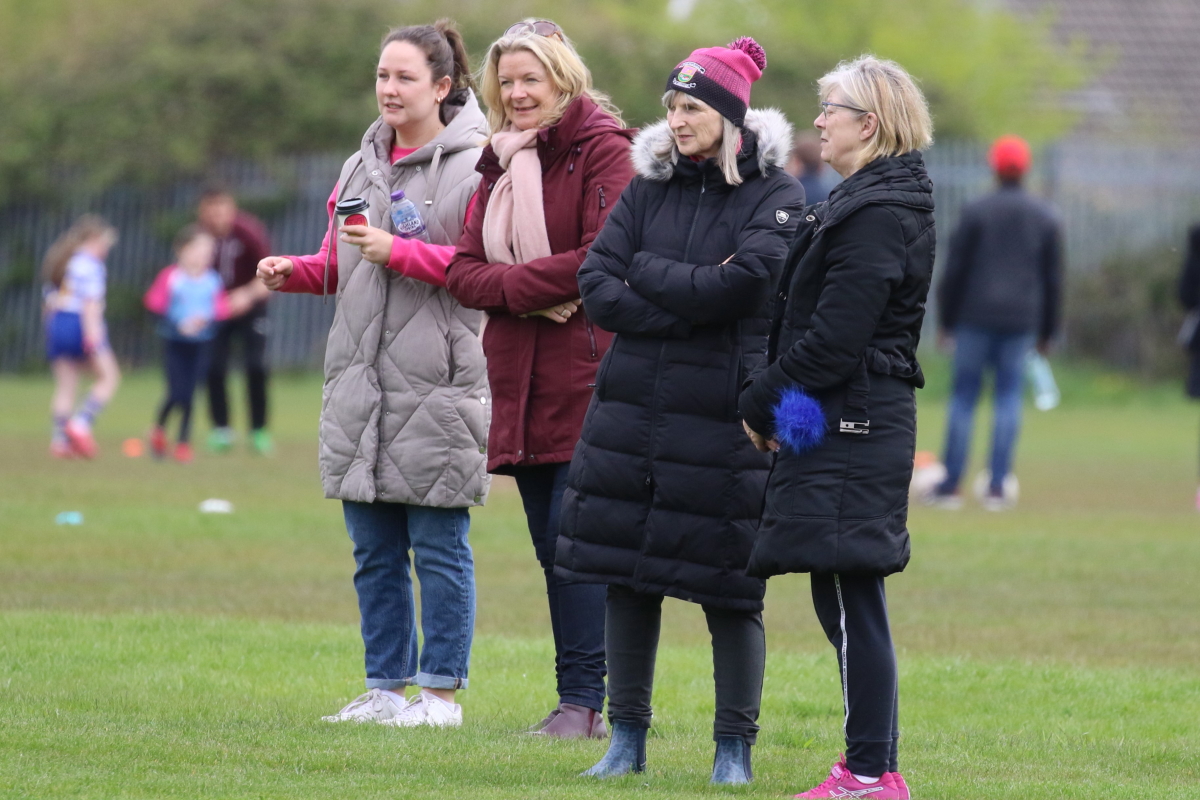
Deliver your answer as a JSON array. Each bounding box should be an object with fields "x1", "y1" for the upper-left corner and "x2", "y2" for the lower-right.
[
  {"x1": 739, "y1": 151, "x2": 936, "y2": 577},
  {"x1": 554, "y1": 109, "x2": 806, "y2": 611}
]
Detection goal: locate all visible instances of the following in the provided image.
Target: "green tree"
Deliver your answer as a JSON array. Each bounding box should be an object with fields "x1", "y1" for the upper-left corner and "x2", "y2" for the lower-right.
[{"x1": 0, "y1": 0, "x2": 1092, "y2": 202}]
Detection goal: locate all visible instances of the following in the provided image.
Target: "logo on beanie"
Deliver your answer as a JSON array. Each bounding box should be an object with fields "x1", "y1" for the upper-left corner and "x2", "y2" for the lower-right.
[
  {"x1": 673, "y1": 61, "x2": 706, "y2": 89},
  {"x1": 776, "y1": 210, "x2": 790, "y2": 225}
]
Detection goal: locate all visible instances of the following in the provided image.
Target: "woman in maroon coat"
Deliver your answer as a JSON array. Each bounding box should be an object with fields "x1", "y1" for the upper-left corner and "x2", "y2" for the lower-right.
[{"x1": 446, "y1": 19, "x2": 635, "y2": 738}]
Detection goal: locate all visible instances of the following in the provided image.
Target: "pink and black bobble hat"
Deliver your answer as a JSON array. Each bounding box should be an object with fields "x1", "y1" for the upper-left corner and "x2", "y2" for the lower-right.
[{"x1": 665, "y1": 36, "x2": 767, "y2": 127}]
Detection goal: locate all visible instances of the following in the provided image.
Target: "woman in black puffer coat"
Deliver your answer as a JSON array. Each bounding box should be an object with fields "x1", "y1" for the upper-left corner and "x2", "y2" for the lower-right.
[
  {"x1": 738, "y1": 56, "x2": 934, "y2": 799},
  {"x1": 557, "y1": 38, "x2": 804, "y2": 785}
]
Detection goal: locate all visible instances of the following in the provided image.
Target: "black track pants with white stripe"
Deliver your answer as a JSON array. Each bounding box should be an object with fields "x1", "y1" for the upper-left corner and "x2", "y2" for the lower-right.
[{"x1": 810, "y1": 573, "x2": 900, "y2": 777}]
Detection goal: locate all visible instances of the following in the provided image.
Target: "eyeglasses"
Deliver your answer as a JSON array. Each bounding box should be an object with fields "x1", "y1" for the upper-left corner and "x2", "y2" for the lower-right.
[
  {"x1": 504, "y1": 20, "x2": 564, "y2": 41},
  {"x1": 820, "y1": 101, "x2": 869, "y2": 118}
]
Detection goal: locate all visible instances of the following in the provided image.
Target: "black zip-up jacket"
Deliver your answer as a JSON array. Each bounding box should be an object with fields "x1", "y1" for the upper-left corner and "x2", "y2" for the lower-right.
[
  {"x1": 936, "y1": 183, "x2": 1062, "y2": 341},
  {"x1": 554, "y1": 109, "x2": 805, "y2": 610},
  {"x1": 739, "y1": 151, "x2": 935, "y2": 576}
]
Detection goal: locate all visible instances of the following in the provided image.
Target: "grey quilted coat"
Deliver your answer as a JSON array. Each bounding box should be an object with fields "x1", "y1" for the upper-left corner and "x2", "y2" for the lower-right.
[{"x1": 320, "y1": 93, "x2": 491, "y2": 508}]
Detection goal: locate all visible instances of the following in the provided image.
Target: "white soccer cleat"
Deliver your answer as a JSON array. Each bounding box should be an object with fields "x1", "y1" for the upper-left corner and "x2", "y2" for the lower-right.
[
  {"x1": 321, "y1": 689, "x2": 408, "y2": 723},
  {"x1": 383, "y1": 690, "x2": 463, "y2": 728}
]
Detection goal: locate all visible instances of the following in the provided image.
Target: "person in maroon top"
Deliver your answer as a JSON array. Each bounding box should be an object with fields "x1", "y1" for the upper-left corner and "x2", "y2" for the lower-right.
[
  {"x1": 196, "y1": 186, "x2": 272, "y2": 455},
  {"x1": 446, "y1": 18, "x2": 635, "y2": 739}
]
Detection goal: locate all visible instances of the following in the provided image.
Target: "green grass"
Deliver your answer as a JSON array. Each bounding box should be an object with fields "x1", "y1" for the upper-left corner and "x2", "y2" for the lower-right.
[{"x1": 2, "y1": 369, "x2": 1199, "y2": 798}]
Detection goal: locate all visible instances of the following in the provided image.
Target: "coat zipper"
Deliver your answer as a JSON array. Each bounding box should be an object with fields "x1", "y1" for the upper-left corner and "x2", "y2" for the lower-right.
[
  {"x1": 598, "y1": 185, "x2": 606, "y2": 209},
  {"x1": 585, "y1": 318, "x2": 597, "y2": 359},
  {"x1": 643, "y1": 174, "x2": 707, "y2": 510},
  {"x1": 682, "y1": 173, "x2": 707, "y2": 260}
]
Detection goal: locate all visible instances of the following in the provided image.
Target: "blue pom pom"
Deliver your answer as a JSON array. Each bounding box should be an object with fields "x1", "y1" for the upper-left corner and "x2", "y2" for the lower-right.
[{"x1": 772, "y1": 386, "x2": 826, "y2": 453}]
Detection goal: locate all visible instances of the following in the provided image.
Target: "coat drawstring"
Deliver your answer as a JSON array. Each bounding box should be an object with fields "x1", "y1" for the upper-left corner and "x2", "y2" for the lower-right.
[
  {"x1": 568, "y1": 144, "x2": 583, "y2": 174},
  {"x1": 424, "y1": 144, "x2": 445, "y2": 207}
]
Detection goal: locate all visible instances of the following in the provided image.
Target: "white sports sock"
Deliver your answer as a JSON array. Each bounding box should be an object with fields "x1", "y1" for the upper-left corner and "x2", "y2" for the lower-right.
[
  {"x1": 852, "y1": 773, "x2": 881, "y2": 785},
  {"x1": 420, "y1": 690, "x2": 457, "y2": 709},
  {"x1": 381, "y1": 689, "x2": 407, "y2": 704}
]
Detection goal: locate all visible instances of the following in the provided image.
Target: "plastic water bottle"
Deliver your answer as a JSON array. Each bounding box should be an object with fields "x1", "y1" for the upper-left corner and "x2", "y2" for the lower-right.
[
  {"x1": 1026, "y1": 352, "x2": 1060, "y2": 411},
  {"x1": 389, "y1": 190, "x2": 430, "y2": 243}
]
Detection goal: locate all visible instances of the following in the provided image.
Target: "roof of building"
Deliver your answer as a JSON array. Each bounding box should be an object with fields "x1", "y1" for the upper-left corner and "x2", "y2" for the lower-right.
[{"x1": 1002, "y1": 0, "x2": 1200, "y2": 141}]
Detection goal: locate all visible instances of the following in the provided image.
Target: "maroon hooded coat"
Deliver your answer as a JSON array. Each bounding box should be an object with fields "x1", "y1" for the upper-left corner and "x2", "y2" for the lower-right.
[{"x1": 446, "y1": 96, "x2": 635, "y2": 472}]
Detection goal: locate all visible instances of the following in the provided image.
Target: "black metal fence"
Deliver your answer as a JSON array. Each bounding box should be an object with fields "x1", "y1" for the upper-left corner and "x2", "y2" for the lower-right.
[{"x1": 2, "y1": 141, "x2": 1199, "y2": 372}]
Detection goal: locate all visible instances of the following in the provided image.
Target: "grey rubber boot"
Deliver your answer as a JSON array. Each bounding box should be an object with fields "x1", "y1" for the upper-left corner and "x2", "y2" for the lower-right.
[
  {"x1": 711, "y1": 736, "x2": 753, "y2": 784},
  {"x1": 581, "y1": 721, "x2": 646, "y2": 777}
]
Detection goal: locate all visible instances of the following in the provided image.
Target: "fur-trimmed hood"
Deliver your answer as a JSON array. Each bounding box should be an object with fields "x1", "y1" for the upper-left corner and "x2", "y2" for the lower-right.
[{"x1": 631, "y1": 107, "x2": 793, "y2": 182}]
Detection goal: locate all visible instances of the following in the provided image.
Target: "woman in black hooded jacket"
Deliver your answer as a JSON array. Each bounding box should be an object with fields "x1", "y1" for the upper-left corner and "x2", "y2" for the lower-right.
[
  {"x1": 556, "y1": 38, "x2": 804, "y2": 784},
  {"x1": 738, "y1": 56, "x2": 934, "y2": 799}
]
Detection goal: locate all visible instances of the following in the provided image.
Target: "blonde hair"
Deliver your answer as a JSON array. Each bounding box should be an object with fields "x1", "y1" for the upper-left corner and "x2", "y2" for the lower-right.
[
  {"x1": 479, "y1": 20, "x2": 624, "y2": 136},
  {"x1": 41, "y1": 215, "x2": 116, "y2": 288},
  {"x1": 661, "y1": 90, "x2": 744, "y2": 186},
  {"x1": 818, "y1": 55, "x2": 933, "y2": 172}
]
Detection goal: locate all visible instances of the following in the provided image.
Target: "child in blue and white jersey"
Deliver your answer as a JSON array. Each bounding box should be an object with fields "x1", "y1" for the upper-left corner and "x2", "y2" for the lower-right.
[{"x1": 42, "y1": 215, "x2": 122, "y2": 459}]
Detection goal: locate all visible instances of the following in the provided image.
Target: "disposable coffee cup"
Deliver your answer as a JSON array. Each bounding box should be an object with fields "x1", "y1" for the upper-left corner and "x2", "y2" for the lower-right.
[{"x1": 335, "y1": 197, "x2": 370, "y2": 229}]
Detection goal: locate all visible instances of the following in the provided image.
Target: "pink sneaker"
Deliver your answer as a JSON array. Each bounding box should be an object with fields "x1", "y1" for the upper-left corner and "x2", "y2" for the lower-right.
[
  {"x1": 889, "y1": 772, "x2": 910, "y2": 799},
  {"x1": 793, "y1": 756, "x2": 902, "y2": 799},
  {"x1": 64, "y1": 418, "x2": 97, "y2": 459}
]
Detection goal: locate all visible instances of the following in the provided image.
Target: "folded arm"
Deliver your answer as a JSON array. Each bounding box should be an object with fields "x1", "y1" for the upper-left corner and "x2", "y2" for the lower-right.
[
  {"x1": 625, "y1": 180, "x2": 804, "y2": 324},
  {"x1": 447, "y1": 134, "x2": 635, "y2": 315},
  {"x1": 577, "y1": 181, "x2": 692, "y2": 339}
]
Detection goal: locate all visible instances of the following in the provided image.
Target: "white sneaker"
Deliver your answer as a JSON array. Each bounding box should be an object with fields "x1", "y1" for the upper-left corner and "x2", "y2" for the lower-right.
[
  {"x1": 973, "y1": 470, "x2": 1019, "y2": 511},
  {"x1": 321, "y1": 689, "x2": 408, "y2": 723},
  {"x1": 383, "y1": 690, "x2": 463, "y2": 728}
]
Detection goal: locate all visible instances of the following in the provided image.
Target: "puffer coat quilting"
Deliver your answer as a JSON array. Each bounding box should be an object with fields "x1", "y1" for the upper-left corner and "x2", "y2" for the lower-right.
[
  {"x1": 320, "y1": 93, "x2": 491, "y2": 508},
  {"x1": 555, "y1": 108, "x2": 807, "y2": 611}
]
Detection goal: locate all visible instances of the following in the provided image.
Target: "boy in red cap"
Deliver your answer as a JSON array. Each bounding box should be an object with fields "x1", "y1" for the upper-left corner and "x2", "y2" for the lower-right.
[{"x1": 930, "y1": 135, "x2": 1063, "y2": 510}]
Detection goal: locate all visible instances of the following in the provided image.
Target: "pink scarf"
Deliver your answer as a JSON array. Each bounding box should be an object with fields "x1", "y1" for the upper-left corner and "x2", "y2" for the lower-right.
[{"x1": 482, "y1": 126, "x2": 552, "y2": 265}]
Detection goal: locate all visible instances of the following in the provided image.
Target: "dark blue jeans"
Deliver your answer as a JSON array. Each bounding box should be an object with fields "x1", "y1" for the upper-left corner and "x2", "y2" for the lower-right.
[
  {"x1": 156, "y1": 338, "x2": 211, "y2": 443},
  {"x1": 940, "y1": 326, "x2": 1037, "y2": 493},
  {"x1": 513, "y1": 462, "x2": 607, "y2": 712},
  {"x1": 342, "y1": 501, "x2": 475, "y2": 690}
]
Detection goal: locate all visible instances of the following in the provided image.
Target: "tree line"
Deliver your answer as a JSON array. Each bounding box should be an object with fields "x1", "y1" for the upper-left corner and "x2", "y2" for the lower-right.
[{"x1": 0, "y1": 0, "x2": 1091, "y2": 204}]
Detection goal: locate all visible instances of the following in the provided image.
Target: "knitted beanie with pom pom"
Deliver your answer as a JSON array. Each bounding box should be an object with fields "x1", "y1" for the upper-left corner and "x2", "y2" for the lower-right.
[{"x1": 665, "y1": 36, "x2": 766, "y2": 127}]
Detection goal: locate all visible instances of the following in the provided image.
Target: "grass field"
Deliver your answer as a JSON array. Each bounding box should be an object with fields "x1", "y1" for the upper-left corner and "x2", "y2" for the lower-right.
[{"x1": 2, "y1": 367, "x2": 1198, "y2": 799}]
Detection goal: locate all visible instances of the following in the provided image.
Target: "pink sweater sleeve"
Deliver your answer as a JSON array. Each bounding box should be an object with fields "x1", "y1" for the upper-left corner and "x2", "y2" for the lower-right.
[
  {"x1": 213, "y1": 286, "x2": 232, "y2": 321},
  {"x1": 143, "y1": 266, "x2": 176, "y2": 314},
  {"x1": 280, "y1": 187, "x2": 478, "y2": 293},
  {"x1": 385, "y1": 194, "x2": 478, "y2": 287},
  {"x1": 277, "y1": 187, "x2": 339, "y2": 295}
]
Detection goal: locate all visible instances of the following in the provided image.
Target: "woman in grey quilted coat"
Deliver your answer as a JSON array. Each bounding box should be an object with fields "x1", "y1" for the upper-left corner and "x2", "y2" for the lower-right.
[{"x1": 256, "y1": 21, "x2": 489, "y2": 729}]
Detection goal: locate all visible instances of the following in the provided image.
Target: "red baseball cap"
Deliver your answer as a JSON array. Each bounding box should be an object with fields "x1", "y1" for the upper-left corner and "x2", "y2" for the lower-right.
[{"x1": 988, "y1": 135, "x2": 1032, "y2": 179}]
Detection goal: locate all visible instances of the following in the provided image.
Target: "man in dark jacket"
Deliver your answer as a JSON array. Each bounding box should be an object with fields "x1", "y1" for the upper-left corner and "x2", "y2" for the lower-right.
[
  {"x1": 197, "y1": 186, "x2": 272, "y2": 455},
  {"x1": 930, "y1": 135, "x2": 1062, "y2": 510}
]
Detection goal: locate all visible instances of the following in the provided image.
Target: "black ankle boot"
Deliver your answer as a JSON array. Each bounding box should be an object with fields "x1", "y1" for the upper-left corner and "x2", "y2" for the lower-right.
[
  {"x1": 711, "y1": 735, "x2": 753, "y2": 784},
  {"x1": 581, "y1": 720, "x2": 646, "y2": 778}
]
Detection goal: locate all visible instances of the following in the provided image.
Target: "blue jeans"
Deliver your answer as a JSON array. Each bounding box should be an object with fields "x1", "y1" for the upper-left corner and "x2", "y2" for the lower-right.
[
  {"x1": 940, "y1": 326, "x2": 1036, "y2": 493},
  {"x1": 513, "y1": 463, "x2": 607, "y2": 712},
  {"x1": 342, "y1": 501, "x2": 475, "y2": 690}
]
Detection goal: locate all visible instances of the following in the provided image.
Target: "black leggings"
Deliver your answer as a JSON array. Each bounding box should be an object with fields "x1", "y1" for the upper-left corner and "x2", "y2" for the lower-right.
[
  {"x1": 605, "y1": 584, "x2": 765, "y2": 743},
  {"x1": 207, "y1": 309, "x2": 268, "y2": 430},
  {"x1": 157, "y1": 339, "x2": 211, "y2": 443},
  {"x1": 811, "y1": 573, "x2": 900, "y2": 777}
]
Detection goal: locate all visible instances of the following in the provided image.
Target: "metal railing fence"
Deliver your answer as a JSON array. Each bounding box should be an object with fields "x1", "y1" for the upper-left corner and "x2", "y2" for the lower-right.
[{"x1": 2, "y1": 141, "x2": 1199, "y2": 372}]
